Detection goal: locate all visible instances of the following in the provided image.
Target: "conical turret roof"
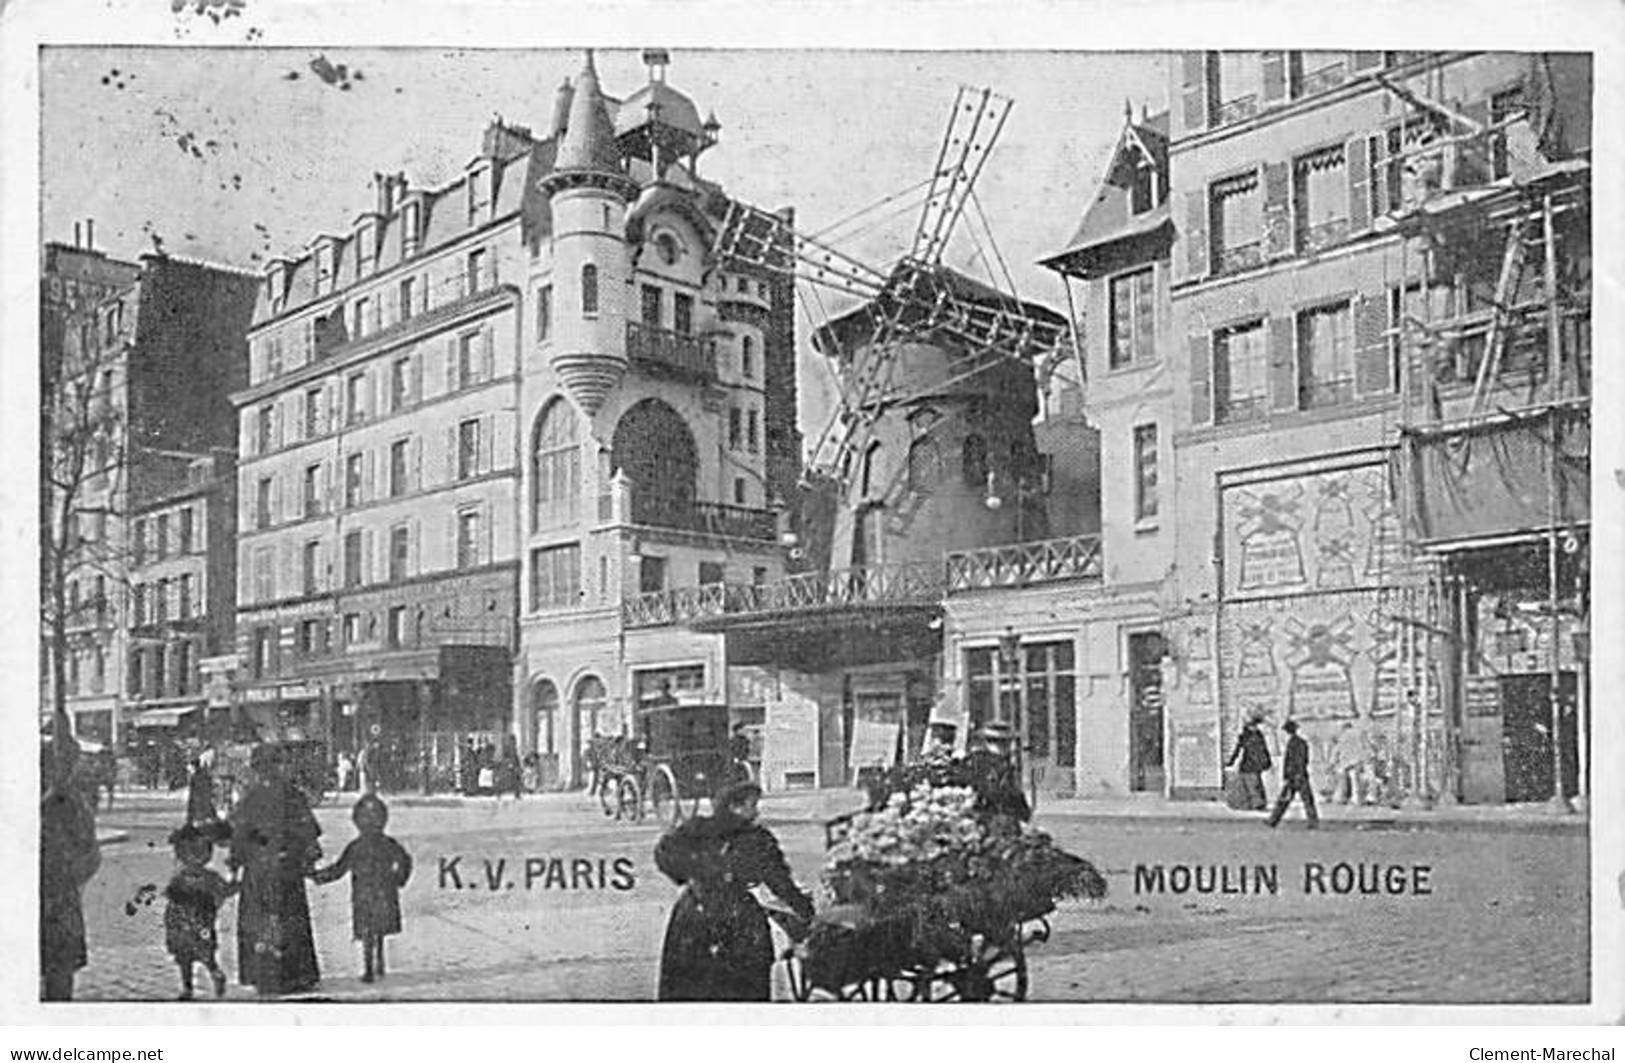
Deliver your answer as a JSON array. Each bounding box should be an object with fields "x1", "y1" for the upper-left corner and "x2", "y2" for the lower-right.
[{"x1": 554, "y1": 52, "x2": 622, "y2": 174}]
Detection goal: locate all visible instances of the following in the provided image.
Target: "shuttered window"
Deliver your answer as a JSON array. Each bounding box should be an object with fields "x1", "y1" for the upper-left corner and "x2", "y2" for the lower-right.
[
  {"x1": 1296, "y1": 300, "x2": 1355, "y2": 409},
  {"x1": 1292, "y1": 145, "x2": 1349, "y2": 253},
  {"x1": 1213, "y1": 320, "x2": 1269, "y2": 424},
  {"x1": 1209, "y1": 171, "x2": 1263, "y2": 274},
  {"x1": 1133, "y1": 424, "x2": 1159, "y2": 522}
]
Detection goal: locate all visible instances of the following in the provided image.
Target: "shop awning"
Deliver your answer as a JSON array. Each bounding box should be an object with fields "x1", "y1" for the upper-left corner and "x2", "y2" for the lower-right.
[{"x1": 127, "y1": 705, "x2": 201, "y2": 728}]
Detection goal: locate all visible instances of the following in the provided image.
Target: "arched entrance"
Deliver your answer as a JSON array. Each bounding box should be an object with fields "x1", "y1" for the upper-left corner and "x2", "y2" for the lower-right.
[
  {"x1": 530, "y1": 678, "x2": 559, "y2": 791},
  {"x1": 570, "y1": 675, "x2": 607, "y2": 789},
  {"x1": 611, "y1": 398, "x2": 698, "y2": 528}
]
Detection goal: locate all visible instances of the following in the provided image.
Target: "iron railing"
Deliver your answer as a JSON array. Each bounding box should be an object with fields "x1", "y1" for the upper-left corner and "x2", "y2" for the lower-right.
[
  {"x1": 945, "y1": 532, "x2": 1104, "y2": 592},
  {"x1": 626, "y1": 321, "x2": 716, "y2": 382},
  {"x1": 622, "y1": 562, "x2": 945, "y2": 629}
]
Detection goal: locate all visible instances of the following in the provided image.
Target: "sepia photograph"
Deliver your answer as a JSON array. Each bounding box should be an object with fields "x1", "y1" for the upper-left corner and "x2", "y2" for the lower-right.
[{"x1": 13, "y1": 0, "x2": 1619, "y2": 1023}]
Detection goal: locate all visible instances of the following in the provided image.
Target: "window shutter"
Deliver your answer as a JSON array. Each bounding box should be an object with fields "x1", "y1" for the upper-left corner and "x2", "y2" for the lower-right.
[
  {"x1": 1188, "y1": 332, "x2": 1213, "y2": 426},
  {"x1": 481, "y1": 415, "x2": 494, "y2": 475},
  {"x1": 364, "y1": 449, "x2": 376, "y2": 502},
  {"x1": 1347, "y1": 134, "x2": 1371, "y2": 233},
  {"x1": 322, "y1": 461, "x2": 334, "y2": 512},
  {"x1": 1181, "y1": 190, "x2": 1208, "y2": 282},
  {"x1": 270, "y1": 473, "x2": 282, "y2": 525},
  {"x1": 411, "y1": 353, "x2": 423, "y2": 405},
  {"x1": 1353, "y1": 293, "x2": 1392, "y2": 395},
  {"x1": 370, "y1": 367, "x2": 382, "y2": 421},
  {"x1": 1262, "y1": 161, "x2": 1292, "y2": 259},
  {"x1": 448, "y1": 512, "x2": 459, "y2": 570},
  {"x1": 482, "y1": 505, "x2": 493, "y2": 566},
  {"x1": 447, "y1": 425, "x2": 459, "y2": 483},
  {"x1": 445, "y1": 338, "x2": 458, "y2": 393},
  {"x1": 1179, "y1": 52, "x2": 1210, "y2": 135},
  {"x1": 412, "y1": 436, "x2": 424, "y2": 491},
  {"x1": 362, "y1": 528, "x2": 374, "y2": 586},
  {"x1": 1269, "y1": 315, "x2": 1298, "y2": 411},
  {"x1": 410, "y1": 518, "x2": 421, "y2": 577},
  {"x1": 480, "y1": 327, "x2": 495, "y2": 382},
  {"x1": 1261, "y1": 52, "x2": 1288, "y2": 104},
  {"x1": 1368, "y1": 133, "x2": 1390, "y2": 218}
]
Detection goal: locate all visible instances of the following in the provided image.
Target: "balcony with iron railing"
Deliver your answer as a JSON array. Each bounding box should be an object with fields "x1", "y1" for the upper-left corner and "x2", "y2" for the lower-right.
[
  {"x1": 626, "y1": 321, "x2": 717, "y2": 383},
  {"x1": 945, "y1": 532, "x2": 1104, "y2": 593},
  {"x1": 622, "y1": 562, "x2": 946, "y2": 630},
  {"x1": 601, "y1": 471, "x2": 778, "y2": 543}
]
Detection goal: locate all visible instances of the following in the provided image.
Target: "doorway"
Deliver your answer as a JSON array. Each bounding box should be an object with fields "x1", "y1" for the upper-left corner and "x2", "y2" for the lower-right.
[
  {"x1": 1127, "y1": 631, "x2": 1167, "y2": 793},
  {"x1": 1500, "y1": 672, "x2": 1579, "y2": 802}
]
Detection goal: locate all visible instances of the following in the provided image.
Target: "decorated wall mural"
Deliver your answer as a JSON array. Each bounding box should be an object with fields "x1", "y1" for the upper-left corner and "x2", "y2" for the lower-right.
[{"x1": 1223, "y1": 458, "x2": 1411, "y2": 598}]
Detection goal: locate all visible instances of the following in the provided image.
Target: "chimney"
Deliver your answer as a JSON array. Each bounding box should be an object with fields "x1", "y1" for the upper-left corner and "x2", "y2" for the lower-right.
[
  {"x1": 85, "y1": 218, "x2": 94, "y2": 250},
  {"x1": 551, "y1": 77, "x2": 574, "y2": 138},
  {"x1": 74, "y1": 222, "x2": 81, "y2": 248}
]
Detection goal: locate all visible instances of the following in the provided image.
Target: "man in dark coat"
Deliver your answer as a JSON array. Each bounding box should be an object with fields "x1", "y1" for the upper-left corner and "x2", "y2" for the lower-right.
[
  {"x1": 228, "y1": 744, "x2": 323, "y2": 995},
  {"x1": 654, "y1": 781, "x2": 814, "y2": 1001},
  {"x1": 40, "y1": 740, "x2": 101, "y2": 1001},
  {"x1": 1267, "y1": 720, "x2": 1319, "y2": 829},
  {"x1": 1226, "y1": 712, "x2": 1273, "y2": 811},
  {"x1": 960, "y1": 722, "x2": 1032, "y2": 824}
]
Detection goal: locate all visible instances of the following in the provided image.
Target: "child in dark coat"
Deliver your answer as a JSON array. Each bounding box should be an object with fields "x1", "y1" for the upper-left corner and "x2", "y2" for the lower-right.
[
  {"x1": 163, "y1": 823, "x2": 237, "y2": 1000},
  {"x1": 311, "y1": 794, "x2": 412, "y2": 983}
]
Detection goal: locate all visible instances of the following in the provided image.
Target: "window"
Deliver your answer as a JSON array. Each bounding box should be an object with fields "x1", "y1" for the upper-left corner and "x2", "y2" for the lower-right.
[
  {"x1": 1213, "y1": 319, "x2": 1269, "y2": 424},
  {"x1": 304, "y1": 463, "x2": 322, "y2": 517},
  {"x1": 532, "y1": 399, "x2": 581, "y2": 530},
  {"x1": 1296, "y1": 300, "x2": 1354, "y2": 409},
  {"x1": 388, "y1": 524, "x2": 409, "y2": 582},
  {"x1": 467, "y1": 248, "x2": 487, "y2": 295},
  {"x1": 581, "y1": 264, "x2": 598, "y2": 315},
  {"x1": 353, "y1": 296, "x2": 370, "y2": 339},
  {"x1": 399, "y1": 276, "x2": 415, "y2": 322},
  {"x1": 251, "y1": 626, "x2": 274, "y2": 679},
  {"x1": 152, "y1": 645, "x2": 167, "y2": 695},
  {"x1": 728, "y1": 407, "x2": 742, "y2": 450},
  {"x1": 343, "y1": 530, "x2": 364, "y2": 588},
  {"x1": 342, "y1": 612, "x2": 362, "y2": 646},
  {"x1": 1292, "y1": 145, "x2": 1348, "y2": 253},
  {"x1": 907, "y1": 437, "x2": 942, "y2": 491},
  {"x1": 1129, "y1": 147, "x2": 1156, "y2": 215},
  {"x1": 357, "y1": 225, "x2": 375, "y2": 277},
  {"x1": 639, "y1": 554, "x2": 667, "y2": 594},
  {"x1": 642, "y1": 285, "x2": 663, "y2": 327},
  {"x1": 456, "y1": 330, "x2": 489, "y2": 389},
  {"x1": 298, "y1": 619, "x2": 322, "y2": 655},
  {"x1": 1133, "y1": 424, "x2": 1159, "y2": 522},
  {"x1": 256, "y1": 404, "x2": 274, "y2": 454},
  {"x1": 132, "y1": 519, "x2": 147, "y2": 565},
  {"x1": 178, "y1": 574, "x2": 193, "y2": 618},
  {"x1": 747, "y1": 409, "x2": 759, "y2": 453},
  {"x1": 91, "y1": 647, "x2": 105, "y2": 694},
  {"x1": 315, "y1": 243, "x2": 335, "y2": 293},
  {"x1": 457, "y1": 419, "x2": 481, "y2": 480},
  {"x1": 1295, "y1": 51, "x2": 1347, "y2": 96},
  {"x1": 387, "y1": 605, "x2": 407, "y2": 648},
  {"x1": 256, "y1": 477, "x2": 274, "y2": 529},
  {"x1": 536, "y1": 285, "x2": 552, "y2": 341},
  {"x1": 128, "y1": 648, "x2": 143, "y2": 695},
  {"x1": 529, "y1": 543, "x2": 581, "y2": 610},
  {"x1": 94, "y1": 576, "x2": 107, "y2": 624},
  {"x1": 1215, "y1": 52, "x2": 1263, "y2": 124},
  {"x1": 345, "y1": 453, "x2": 364, "y2": 508},
  {"x1": 390, "y1": 356, "x2": 411, "y2": 410},
  {"x1": 467, "y1": 169, "x2": 489, "y2": 225},
  {"x1": 155, "y1": 579, "x2": 169, "y2": 622},
  {"x1": 266, "y1": 336, "x2": 284, "y2": 377},
  {"x1": 964, "y1": 641, "x2": 1075, "y2": 761},
  {"x1": 304, "y1": 387, "x2": 323, "y2": 438},
  {"x1": 1108, "y1": 268, "x2": 1156, "y2": 369},
  {"x1": 178, "y1": 507, "x2": 194, "y2": 553},
  {"x1": 734, "y1": 477, "x2": 747, "y2": 505},
  {"x1": 1209, "y1": 171, "x2": 1263, "y2": 274},
  {"x1": 1491, "y1": 85, "x2": 1527, "y2": 180},
  {"x1": 389, "y1": 439, "x2": 409, "y2": 497},
  {"x1": 699, "y1": 560, "x2": 725, "y2": 586},
  {"x1": 156, "y1": 515, "x2": 170, "y2": 560},
  {"x1": 673, "y1": 292, "x2": 693, "y2": 335},
  {"x1": 346, "y1": 371, "x2": 367, "y2": 425},
  {"x1": 254, "y1": 547, "x2": 274, "y2": 602},
  {"x1": 741, "y1": 336, "x2": 755, "y2": 378},
  {"x1": 456, "y1": 509, "x2": 482, "y2": 570},
  {"x1": 303, "y1": 539, "x2": 320, "y2": 595},
  {"x1": 131, "y1": 584, "x2": 146, "y2": 626},
  {"x1": 962, "y1": 433, "x2": 988, "y2": 488}
]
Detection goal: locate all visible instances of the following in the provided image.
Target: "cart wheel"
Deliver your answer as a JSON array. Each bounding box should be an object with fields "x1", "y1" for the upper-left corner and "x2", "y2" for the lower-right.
[
  {"x1": 649, "y1": 764, "x2": 683, "y2": 825},
  {"x1": 981, "y1": 939, "x2": 1029, "y2": 1002},
  {"x1": 617, "y1": 776, "x2": 643, "y2": 823},
  {"x1": 915, "y1": 939, "x2": 1028, "y2": 1002},
  {"x1": 599, "y1": 772, "x2": 620, "y2": 818}
]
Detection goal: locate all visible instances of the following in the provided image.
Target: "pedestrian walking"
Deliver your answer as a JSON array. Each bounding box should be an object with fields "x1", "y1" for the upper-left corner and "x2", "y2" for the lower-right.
[
  {"x1": 335, "y1": 751, "x2": 354, "y2": 793},
  {"x1": 1267, "y1": 719, "x2": 1320, "y2": 829},
  {"x1": 39, "y1": 740, "x2": 100, "y2": 1002},
  {"x1": 311, "y1": 794, "x2": 413, "y2": 983},
  {"x1": 163, "y1": 823, "x2": 237, "y2": 1000},
  {"x1": 227, "y1": 744, "x2": 323, "y2": 996},
  {"x1": 356, "y1": 742, "x2": 373, "y2": 795},
  {"x1": 1226, "y1": 711, "x2": 1273, "y2": 811},
  {"x1": 654, "y1": 780, "x2": 814, "y2": 1001},
  {"x1": 494, "y1": 736, "x2": 523, "y2": 800}
]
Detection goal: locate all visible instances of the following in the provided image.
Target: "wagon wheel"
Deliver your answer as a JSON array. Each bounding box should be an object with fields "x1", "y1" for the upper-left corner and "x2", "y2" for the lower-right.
[
  {"x1": 616, "y1": 775, "x2": 644, "y2": 823},
  {"x1": 915, "y1": 938, "x2": 1028, "y2": 1002},
  {"x1": 648, "y1": 763, "x2": 683, "y2": 825},
  {"x1": 599, "y1": 770, "x2": 621, "y2": 817}
]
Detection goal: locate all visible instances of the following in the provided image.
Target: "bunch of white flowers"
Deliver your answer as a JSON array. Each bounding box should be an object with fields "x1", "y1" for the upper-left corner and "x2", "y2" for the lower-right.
[{"x1": 829, "y1": 783, "x2": 983, "y2": 869}]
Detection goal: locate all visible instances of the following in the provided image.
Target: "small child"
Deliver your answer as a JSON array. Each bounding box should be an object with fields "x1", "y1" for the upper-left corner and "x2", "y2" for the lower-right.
[
  {"x1": 163, "y1": 823, "x2": 237, "y2": 1000},
  {"x1": 311, "y1": 794, "x2": 413, "y2": 983}
]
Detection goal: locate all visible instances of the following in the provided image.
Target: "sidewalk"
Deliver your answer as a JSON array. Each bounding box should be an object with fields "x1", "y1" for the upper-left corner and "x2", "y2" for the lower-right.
[{"x1": 755, "y1": 786, "x2": 1591, "y2": 834}]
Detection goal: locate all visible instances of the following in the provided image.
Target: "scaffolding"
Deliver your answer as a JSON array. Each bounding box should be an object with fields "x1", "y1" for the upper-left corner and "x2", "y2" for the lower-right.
[{"x1": 1383, "y1": 67, "x2": 1591, "y2": 808}]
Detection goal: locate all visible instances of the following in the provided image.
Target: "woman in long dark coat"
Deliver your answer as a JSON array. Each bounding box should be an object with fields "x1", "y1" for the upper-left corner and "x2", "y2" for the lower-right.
[
  {"x1": 654, "y1": 781, "x2": 814, "y2": 1001},
  {"x1": 40, "y1": 741, "x2": 101, "y2": 1001},
  {"x1": 228, "y1": 744, "x2": 322, "y2": 995}
]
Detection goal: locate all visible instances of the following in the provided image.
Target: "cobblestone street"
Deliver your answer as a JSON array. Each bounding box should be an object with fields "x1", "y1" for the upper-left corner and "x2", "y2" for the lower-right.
[{"x1": 64, "y1": 790, "x2": 1589, "y2": 1006}]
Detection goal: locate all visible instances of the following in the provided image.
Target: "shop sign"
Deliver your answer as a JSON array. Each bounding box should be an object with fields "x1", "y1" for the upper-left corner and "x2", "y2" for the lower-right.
[{"x1": 243, "y1": 687, "x2": 278, "y2": 704}]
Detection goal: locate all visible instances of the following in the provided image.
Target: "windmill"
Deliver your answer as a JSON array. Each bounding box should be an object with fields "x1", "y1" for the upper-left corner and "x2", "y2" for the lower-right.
[{"x1": 707, "y1": 86, "x2": 1072, "y2": 493}]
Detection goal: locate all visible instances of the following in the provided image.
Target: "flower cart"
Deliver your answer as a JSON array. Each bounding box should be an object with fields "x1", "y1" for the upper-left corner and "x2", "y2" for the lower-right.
[{"x1": 780, "y1": 782, "x2": 1106, "y2": 1002}]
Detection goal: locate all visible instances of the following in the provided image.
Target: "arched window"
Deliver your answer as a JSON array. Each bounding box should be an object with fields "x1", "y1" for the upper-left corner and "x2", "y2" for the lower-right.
[
  {"x1": 531, "y1": 398, "x2": 581, "y2": 531},
  {"x1": 908, "y1": 437, "x2": 942, "y2": 492},
  {"x1": 962, "y1": 433, "x2": 988, "y2": 488},
  {"x1": 572, "y1": 675, "x2": 608, "y2": 787},
  {"x1": 581, "y1": 263, "x2": 599, "y2": 315},
  {"x1": 611, "y1": 399, "x2": 698, "y2": 529},
  {"x1": 531, "y1": 678, "x2": 559, "y2": 757}
]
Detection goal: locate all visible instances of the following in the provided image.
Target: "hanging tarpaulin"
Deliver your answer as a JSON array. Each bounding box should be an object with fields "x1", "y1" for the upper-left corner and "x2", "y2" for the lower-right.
[{"x1": 1408, "y1": 404, "x2": 1589, "y2": 545}]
